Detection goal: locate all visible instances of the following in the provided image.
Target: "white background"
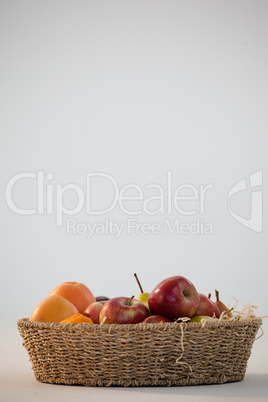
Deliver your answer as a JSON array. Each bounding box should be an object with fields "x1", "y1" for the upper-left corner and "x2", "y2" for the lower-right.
[{"x1": 0, "y1": 1, "x2": 267, "y2": 401}]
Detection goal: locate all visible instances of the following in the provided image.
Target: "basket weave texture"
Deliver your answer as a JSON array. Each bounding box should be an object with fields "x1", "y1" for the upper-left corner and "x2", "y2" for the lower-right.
[{"x1": 17, "y1": 317, "x2": 261, "y2": 387}]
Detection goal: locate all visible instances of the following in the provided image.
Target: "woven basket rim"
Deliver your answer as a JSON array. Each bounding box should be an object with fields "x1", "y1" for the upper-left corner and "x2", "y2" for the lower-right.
[{"x1": 17, "y1": 316, "x2": 262, "y2": 333}]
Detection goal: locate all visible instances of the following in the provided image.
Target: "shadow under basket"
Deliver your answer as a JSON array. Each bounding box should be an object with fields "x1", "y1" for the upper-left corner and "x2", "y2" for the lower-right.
[{"x1": 17, "y1": 317, "x2": 262, "y2": 387}]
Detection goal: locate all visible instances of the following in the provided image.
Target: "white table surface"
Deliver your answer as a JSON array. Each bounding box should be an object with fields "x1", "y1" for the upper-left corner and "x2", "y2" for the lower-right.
[{"x1": 1, "y1": 330, "x2": 267, "y2": 402}]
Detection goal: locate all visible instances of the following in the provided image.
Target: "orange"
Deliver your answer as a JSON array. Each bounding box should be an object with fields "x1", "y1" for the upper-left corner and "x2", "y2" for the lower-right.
[
  {"x1": 60, "y1": 314, "x2": 93, "y2": 324},
  {"x1": 48, "y1": 281, "x2": 95, "y2": 313},
  {"x1": 29, "y1": 295, "x2": 79, "y2": 323}
]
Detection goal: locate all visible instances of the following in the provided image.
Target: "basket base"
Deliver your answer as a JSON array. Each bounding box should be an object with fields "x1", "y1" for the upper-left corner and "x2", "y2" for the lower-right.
[{"x1": 34, "y1": 373, "x2": 245, "y2": 387}]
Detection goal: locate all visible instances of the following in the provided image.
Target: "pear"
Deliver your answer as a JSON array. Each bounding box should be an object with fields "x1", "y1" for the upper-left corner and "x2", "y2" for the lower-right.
[
  {"x1": 190, "y1": 315, "x2": 218, "y2": 323},
  {"x1": 134, "y1": 273, "x2": 150, "y2": 311},
  {"x1": 137, "y1": 292, "x2": 150, "y2": 309},
  {"x1": 215, "y1": 290, "x2": 233, "y2": 318}
]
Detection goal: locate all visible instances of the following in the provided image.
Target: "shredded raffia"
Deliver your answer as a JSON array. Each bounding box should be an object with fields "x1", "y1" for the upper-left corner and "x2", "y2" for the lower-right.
[
  {"x1": 175, "y1": 317, "x2": 191, "y2": 323},
  {"x1": 230, "y1": 297, "x2": 268, "y2": 321},
  {"x1": 175, "y1": 299, "x2": 267, "y2": 328},
  {"x1": 215, "y1": 297, "x2": 268, "y2": 340},
  {"x1": 187, "y1": 298, "x2": 267, "y2": 337}
]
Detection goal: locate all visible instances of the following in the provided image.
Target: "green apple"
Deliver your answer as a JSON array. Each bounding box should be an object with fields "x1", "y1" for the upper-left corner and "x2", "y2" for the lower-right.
[{"x1": 190, "y1": 315, "x2": 218, "y2": 323}]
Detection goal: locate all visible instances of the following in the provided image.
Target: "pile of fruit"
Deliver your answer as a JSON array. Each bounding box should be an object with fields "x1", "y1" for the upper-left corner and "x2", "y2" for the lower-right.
[{"x1": 29, "y1": 275, "x2": 235, "y2": 325}]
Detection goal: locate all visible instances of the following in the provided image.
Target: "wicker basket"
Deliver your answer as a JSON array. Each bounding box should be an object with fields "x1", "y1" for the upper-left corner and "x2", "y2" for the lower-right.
[{"x1": 17, "y1": 317, "x2": 262, "y2": 387}]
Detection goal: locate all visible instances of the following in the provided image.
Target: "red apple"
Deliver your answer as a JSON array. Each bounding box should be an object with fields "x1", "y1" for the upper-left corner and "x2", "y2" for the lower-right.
[
  {"x1": 148, "y1": 276, "x2": 200, "y2": 320},
  {"x1": 194, "y1": 293, "x2": 220, "y2": 318},
  {"x1": 84, "y1": 301, "x2": 106, "y2": 324},
  {"x1": 99, "y1": 296, "x2": 149, "y2": 324},
  {"x1": 142, "y1": 315, "x2": 172, "y2": 323}
]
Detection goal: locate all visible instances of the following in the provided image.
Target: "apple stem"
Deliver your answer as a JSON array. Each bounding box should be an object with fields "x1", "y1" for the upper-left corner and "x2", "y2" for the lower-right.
[
  {"x1": 127, "y1": 295, "x2": 135, "y2": 305},
  {"x1": 134, "y1": 273, "x2": 144, "y2": 294},
  {"x1": 215, "y1": 289, "x2": 220, "y2": 302},
  {"x1": 208, "y1": 293, "x2": 211, "y2": 299}
]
